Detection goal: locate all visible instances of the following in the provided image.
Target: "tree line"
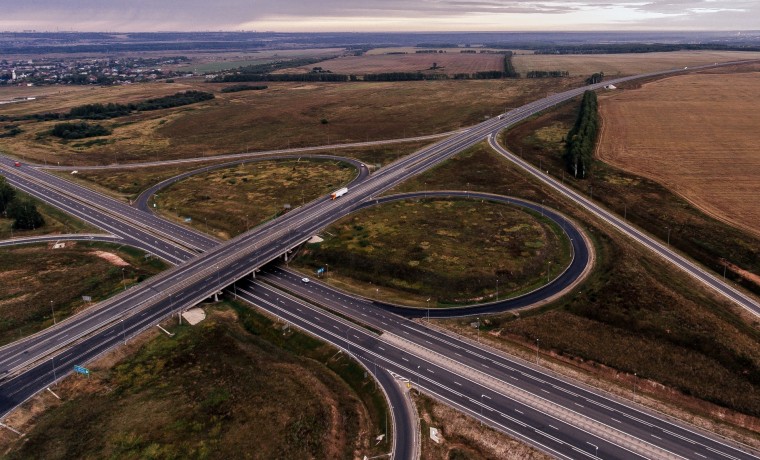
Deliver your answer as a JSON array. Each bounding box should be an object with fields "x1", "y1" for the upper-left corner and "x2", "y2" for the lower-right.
[
  {"x1": 220, "y1": 84, "x2": 268, "y2": 93},
  {"x1": 533, "y1": 43, "x2": 760, "y2": 54},
  {"x1": 5, "y1": 91, "x2": 215, "y2": 123},
  {"x1": 0, "y1": 177, "x2": 45, "y2": 230},
  {"x1": 526, "y1": 70, "x2": 569, "y2": 78},
  {"x1": 563, "y1": 90, "x2": 599, "y2": 179},
  {"x1": 67, "y1": 91, "x2": 215, "y2": 120}
]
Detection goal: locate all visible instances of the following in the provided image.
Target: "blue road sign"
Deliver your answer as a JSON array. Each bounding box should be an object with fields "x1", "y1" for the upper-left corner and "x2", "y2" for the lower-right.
[
  {"x1": 317, "y1": 267, "x2": 325, "y2": 274},
  {"x1": 73, "y1": 365, "x2": 90, "y2": 375}
]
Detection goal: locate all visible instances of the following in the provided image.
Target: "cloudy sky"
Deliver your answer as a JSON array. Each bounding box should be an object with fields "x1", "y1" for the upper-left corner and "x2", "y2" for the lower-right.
[{"x1": 2, "y1": 0, "x2": 758, "y2": 32}]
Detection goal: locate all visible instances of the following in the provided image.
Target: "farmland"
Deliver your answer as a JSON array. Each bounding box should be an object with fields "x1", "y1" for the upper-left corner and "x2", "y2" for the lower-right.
[
  {"x1": 597, "y1": 71, "x2": 760, "y2": 237},
  {"x1": 0, "y1": 77, "x2": 582, "y2": 166},
  {"x1": 292, "y1": 53, "x2": 504, "y2": 75},
  {"x1": 512, "y1": 50, "x2": 760, "y2": 77}
]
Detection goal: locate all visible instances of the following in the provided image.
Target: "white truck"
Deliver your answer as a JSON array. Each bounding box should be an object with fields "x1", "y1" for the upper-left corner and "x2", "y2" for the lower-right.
[{"x1": 331, "y1": 187, "x2": 348, "y2": 200}]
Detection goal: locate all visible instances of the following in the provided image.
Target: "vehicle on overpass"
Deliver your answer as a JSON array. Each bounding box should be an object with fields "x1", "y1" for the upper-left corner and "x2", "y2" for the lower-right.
[{"x1": 331, "y1": 187, "x2": 348, "y2": 200}]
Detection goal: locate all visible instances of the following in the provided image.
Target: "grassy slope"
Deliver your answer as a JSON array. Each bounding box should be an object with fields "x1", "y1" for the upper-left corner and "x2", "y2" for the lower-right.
[
  {"x1": 0, "y1": 242, "x2": 167, "y2": 345},
  {"x1": 390, "y1": 142, "x2": 760, "y2": 422},
  {"x1": 2, "y1": 303, "x2": 390, "y2": 460},
  {"x1": 294, "y1": 198, "x2": 571, "y2": 307}
]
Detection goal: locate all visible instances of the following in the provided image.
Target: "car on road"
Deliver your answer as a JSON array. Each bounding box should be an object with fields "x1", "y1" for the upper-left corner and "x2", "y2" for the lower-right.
[
  {"x1": 301, "y1": 277, "x2": 310, "y2": 283},
  {"x1": 13, "y1": 161, "x2": 20, "y2": 167}
]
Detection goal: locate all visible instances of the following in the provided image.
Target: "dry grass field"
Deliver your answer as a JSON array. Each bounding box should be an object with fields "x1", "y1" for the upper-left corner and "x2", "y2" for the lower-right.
[
  {"x1": 293, "y1": 53, "x2": 503, "y2": 75},
  {"x1": 597, "y1": 72, "x2": 760, "y2": 237},
  {"x1": 415, "y1": 393, "x2": 551, "y2": 460},
  {"x1": 0, "y1": 77, "x2": 582, "y2": 166},
  {"x1": 155, "y1": 159, "x2": 356, "y2": 239},
  {"x1": 513, "y1": 50, "x2": 760, "y2": 77},
  {"x1": 294, "y1": 198, "x2": 571, "y2": 307},
  {"x1": 0, "y1": 242, "x2": 166, "y2": 345},
  {"x1": 1, "y1": 304, "x2": 389, "y2": 460}
]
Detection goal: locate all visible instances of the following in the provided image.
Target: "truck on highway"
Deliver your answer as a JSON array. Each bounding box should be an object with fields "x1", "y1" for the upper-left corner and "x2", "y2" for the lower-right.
[{"x1": 331, "y1": 187, "x2": 348, "y2": 200}]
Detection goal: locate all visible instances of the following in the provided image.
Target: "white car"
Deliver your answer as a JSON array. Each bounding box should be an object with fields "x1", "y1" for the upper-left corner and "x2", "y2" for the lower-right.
[{"x1": 301, "y1": 277, "x2": 310, "y2": 283}]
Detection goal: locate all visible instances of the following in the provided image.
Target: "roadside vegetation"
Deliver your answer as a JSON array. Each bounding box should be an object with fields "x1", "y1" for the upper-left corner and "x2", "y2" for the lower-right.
[
  {"x1": 154, "y1": 159, "x2": 356, "y2": 239},
  {"x1": 0, "y1": 186, "x2": 94, "y2": 239},
  {"x1": 0, "y1": 176, "x2": 44, "y2": 230},
  {"x1": 0, "y1": 242, "x2": 167, "y2": 346},
  {"x1": 414, "y1": 392, "x2": 551, "y2": 460},
  {"x1": 384, "y1": 142, "x2": 760, "y2": 432},
  {"x1": 1, "y1": 303, "x2": 390, "y2": 460},
  {"x1": 294, "y1": 198, "x2": 571, "y2": 307}
]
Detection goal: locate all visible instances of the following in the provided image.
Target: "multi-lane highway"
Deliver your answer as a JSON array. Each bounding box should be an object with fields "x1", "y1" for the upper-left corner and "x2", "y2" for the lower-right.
[{"x1": 2, "y1": 60, "x2": 759, "y2": 459}]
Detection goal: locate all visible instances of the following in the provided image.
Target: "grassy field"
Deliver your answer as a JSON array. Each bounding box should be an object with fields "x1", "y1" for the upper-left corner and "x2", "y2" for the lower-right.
[
  {"x1": 0, "y1": 242, "x2": 167, "y2": 346},
  {"x1": 0, "y1": 303, "x2": 390, "y2": 459},
  {"x1": 415, "y1": 392, "x2": 551, "y2": 460},
  {"x1": 293, "y1": 53, "x2": 504, "y2": 75},
  {"x1": 154, "y1": 159, "x2": 356, "y2": 239},
  {"x1": 504, "y1": 78, "x2": 760, "y2": 297},
  {"x1": 0, "y1": 191, "x2": 96, "y2": 240},
  {"x1": 0, "y1": 77, "x2": 583, "y2": 166},
  {"x1": 294, "y1": 197, "x2": 571, "y2": 307},
  {"x1": 377, "y1": 142, "x2": 760, "y2": 428},
  {"x1": 597, "y1": 71, "x2": 760, "y2": 238},
  {"x1": 190, "y1": 48, "x2": 344, "y2": 73},
  {"x1": 512, "y1": 50, "x2": 760, "y2": 77}
]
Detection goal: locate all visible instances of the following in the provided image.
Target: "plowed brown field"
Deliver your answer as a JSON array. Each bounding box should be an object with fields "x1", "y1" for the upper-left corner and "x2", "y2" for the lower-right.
[
  {"x1": 513, "y1": 50, "x2": 760, "y2": 76},
  {"x1": 597, "y1": 72, "x2": 760, "y2": 236}
]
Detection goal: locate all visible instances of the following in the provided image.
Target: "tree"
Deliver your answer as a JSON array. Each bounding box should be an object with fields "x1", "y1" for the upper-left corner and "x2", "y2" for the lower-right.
[
  {"x1": 7, "y1": 198, "x2": 45, "y2": 230},
  {"x1": 0, "y1": 176, "x2": 15, "y2": 215}
]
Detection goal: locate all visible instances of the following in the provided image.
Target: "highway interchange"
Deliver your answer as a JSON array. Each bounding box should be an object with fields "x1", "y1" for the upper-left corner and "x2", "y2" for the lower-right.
[{"x1": 1, "y1": 60, "x2": 760, "y2": 459}]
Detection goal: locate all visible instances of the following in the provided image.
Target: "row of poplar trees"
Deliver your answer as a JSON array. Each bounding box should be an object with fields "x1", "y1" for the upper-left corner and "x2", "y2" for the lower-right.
[{"x1": 564, "y1": 90, "x2": 599, "y2": 179}]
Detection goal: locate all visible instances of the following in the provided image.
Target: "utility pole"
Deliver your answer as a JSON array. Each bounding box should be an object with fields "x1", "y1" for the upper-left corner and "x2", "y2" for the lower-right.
[
  {"x1": 50, "y1": 301, "x2": 56, "y2": 325},
  {"x1": 536, "y1": 338, "x2": 540, "y2": 364},
  {"x1": 633, "y1": 372, "x2": 637, "y2": 401}
]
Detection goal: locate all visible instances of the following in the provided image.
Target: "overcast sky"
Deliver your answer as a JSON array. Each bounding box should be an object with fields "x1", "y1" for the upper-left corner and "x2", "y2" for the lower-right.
[{"x1": 2, "y1": 0, "x2": 759, "y2": 32}]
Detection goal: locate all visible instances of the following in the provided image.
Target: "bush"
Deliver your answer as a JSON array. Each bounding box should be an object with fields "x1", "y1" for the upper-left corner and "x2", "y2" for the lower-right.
[
  {"x1": 51, "y1": 121, "x2": 111, "y2": 139},
  {"x1": 7, "y1": 198, "x2": 45, "y2": 230}
]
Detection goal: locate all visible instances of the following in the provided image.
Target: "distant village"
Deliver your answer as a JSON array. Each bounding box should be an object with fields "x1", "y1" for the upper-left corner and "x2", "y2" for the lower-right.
[{"x1": 0, "y1": 56, "x2": 192, "y2": 86}]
